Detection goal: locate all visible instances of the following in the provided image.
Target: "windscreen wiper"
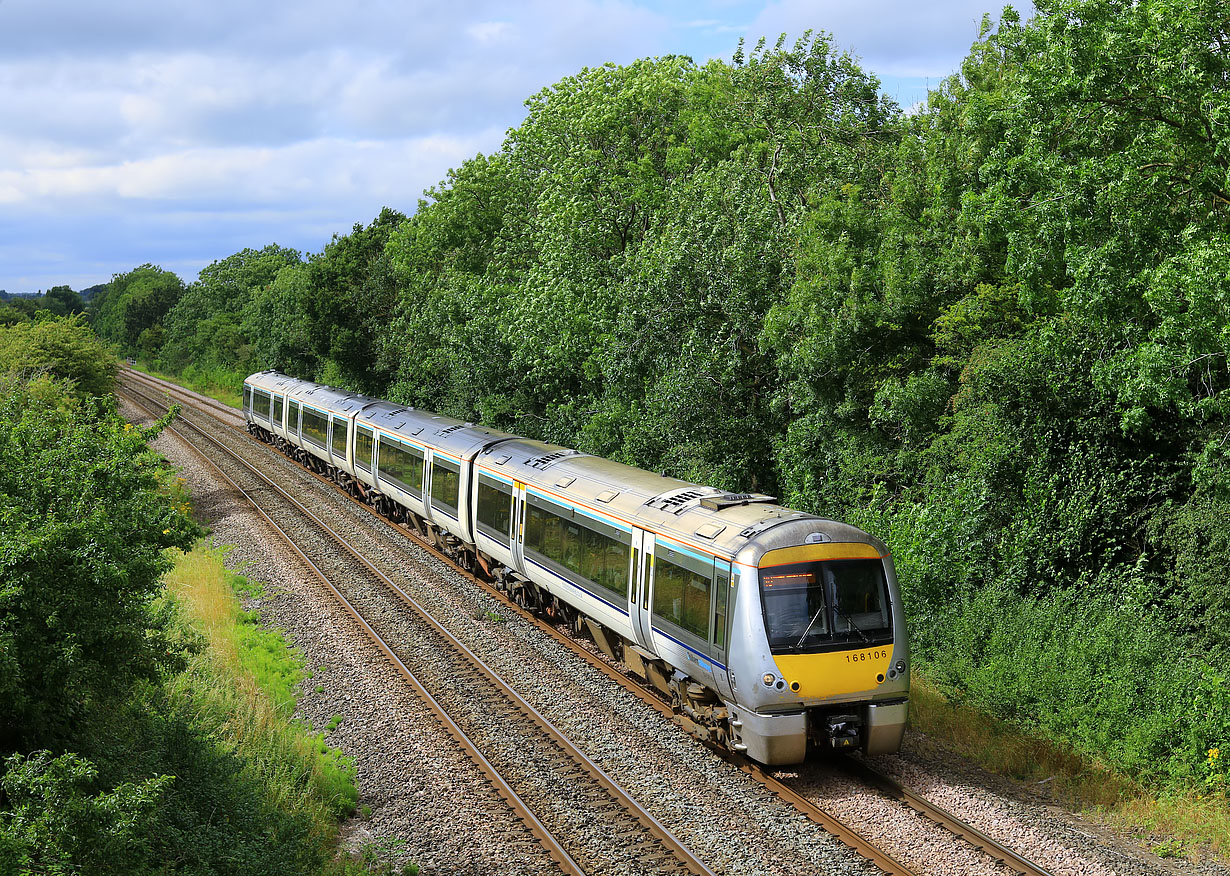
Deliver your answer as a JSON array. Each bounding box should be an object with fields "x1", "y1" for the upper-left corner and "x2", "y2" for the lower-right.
[
  {"x1": 835, "y1": 609, "x2": 870, "y2": 644},
  {"x1": 795, "y1": 606, "x2": 827, "y2": 648}
]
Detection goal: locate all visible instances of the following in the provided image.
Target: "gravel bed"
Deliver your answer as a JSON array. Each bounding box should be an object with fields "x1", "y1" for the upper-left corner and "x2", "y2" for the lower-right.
[
  {"x1": 127, "y1": 383, "x2": 1230, "y2": 876},
  {"x1": 124, "y1": 398, "x2": 559, "y2": 876},
  {"x1": 865, "y1": 737, "x2": 1230, "y2": 876}
]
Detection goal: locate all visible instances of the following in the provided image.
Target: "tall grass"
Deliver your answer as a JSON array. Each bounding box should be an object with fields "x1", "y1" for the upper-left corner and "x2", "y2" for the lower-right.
[
  {"x1": 132, "y1": 360, "x2": 245, "y2": 408},
  {"x1": 162, "y1": 544, "x2": 359, "y2": 845},
  {"x1": 911, "y1": 674, "x2": 1230, "y2": 862}
]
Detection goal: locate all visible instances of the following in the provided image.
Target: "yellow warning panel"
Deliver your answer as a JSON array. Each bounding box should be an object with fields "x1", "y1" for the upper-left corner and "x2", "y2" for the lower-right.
[{"x1": 773, "y1": 645, "x2": 895, "y2": 700}]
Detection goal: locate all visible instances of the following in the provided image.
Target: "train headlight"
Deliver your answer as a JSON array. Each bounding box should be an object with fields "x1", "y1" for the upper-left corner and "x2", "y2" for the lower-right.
[
  {"x1": 762, "y1": 673, "x2": 776, "y2": 686},
  {"x1": 895, "y1": 660, "x2": 906, "y2": 674}
]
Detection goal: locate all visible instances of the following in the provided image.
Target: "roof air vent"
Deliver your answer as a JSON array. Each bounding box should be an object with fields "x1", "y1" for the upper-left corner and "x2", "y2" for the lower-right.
[
  {"x1": 527, "y1": 449, "x2": 583, "y2": 469},
  {"x1": 645, "y1": 488, "x2": 715, "y2": 514}
]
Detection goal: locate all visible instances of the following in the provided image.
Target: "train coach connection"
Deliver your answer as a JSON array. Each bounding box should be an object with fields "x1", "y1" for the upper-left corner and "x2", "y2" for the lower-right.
[{"x1": 243, "y1": 371, "x2": 909, "y2": 764}]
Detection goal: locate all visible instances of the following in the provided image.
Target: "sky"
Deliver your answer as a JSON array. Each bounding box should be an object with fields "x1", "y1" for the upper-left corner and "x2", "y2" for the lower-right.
[{"x1": 0, "y1": 0, "x2": 1030, "y2": 296}]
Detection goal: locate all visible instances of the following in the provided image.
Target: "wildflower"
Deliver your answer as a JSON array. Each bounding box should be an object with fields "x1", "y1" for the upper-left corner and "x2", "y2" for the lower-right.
[
  {"x1": 163, "y1": 529, "x2": 171, "y2": 535},
  {"x1": 1211, "y1": 747, "x2": 1220, "y2": 761}
]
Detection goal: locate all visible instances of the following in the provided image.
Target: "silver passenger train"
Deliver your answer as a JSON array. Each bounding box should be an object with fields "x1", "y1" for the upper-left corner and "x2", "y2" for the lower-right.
[{"x1": 243, "y1": 370, "x2": 909, "y2": 764}]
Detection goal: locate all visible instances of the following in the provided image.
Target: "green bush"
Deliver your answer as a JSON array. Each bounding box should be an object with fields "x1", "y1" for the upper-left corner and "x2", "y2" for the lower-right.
[{"x1": 918, "y1": 583, "x2": 1230, "y2": 785}]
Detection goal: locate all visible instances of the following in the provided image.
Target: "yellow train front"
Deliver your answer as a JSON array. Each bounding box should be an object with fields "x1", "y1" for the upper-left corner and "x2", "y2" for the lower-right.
[{"x1": 724, "y1": 519, "x2": 909, "y2": 764}]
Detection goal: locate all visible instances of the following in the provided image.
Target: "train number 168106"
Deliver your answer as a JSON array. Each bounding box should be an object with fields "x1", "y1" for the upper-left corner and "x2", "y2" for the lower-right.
[{"x1": 846, "y1": 649, "x2": 888, "y2": 663}]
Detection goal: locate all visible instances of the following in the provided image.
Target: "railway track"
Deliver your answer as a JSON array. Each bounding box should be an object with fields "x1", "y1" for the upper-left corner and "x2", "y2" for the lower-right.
[
  {"x1": 120, "y1": 373, "x2": 714, "y2": 876},
  {"x1": 120, "y1": 368, "x2": 1056, "y2": 876}
]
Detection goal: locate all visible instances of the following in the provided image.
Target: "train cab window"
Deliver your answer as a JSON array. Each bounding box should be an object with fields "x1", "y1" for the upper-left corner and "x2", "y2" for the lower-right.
[
  {"x1": 832, "y1": 562, "x2": 891, "y2": 636},
  {"x1": 273, "y1": 394, "x2": 284, "y2": 426},
  {"x1": 653, "y1": 551, "x2": 711, "y2": 639},
  {"x1": 331, "y1": 416, "x2": 348, "y2": 458},
  {"x1": 430, "y1": 457, "x2": 461, "y2": 518},
  {"x1": 377, "y1": 436, "x2": 423, "y2": 496},
  {"x1": 288, "y1": 400, "x2": 300, "y2": 434},
  {"x1": 243, "y1": 385, "x2": 252, "y2": 411},
  {"x1": 302, "y1": 407, "x2": 328, "y2": 447},
  {"x1": 476, "y1": 473, "x2": 512, "y2": 545},
  {"x1": 355, "y1": 426, "x2": 374, "y2": 472},
  {"x1": 760, "y1": 558, "x2": 891, "y2": 654}
]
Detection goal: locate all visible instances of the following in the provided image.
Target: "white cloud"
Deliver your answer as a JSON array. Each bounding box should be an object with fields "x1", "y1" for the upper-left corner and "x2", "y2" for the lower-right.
[
  {"x1": 0, "y1": 0, "x2": 1003, "y2": 294},
  {"x1": 468, "y1": 21, "x2": 514, "y2": 43}
]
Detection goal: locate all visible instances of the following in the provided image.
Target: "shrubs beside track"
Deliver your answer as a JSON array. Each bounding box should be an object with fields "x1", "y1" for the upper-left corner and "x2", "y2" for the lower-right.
[{"x1": 0, "y1": 320, "x2": 387, "y2": 874}]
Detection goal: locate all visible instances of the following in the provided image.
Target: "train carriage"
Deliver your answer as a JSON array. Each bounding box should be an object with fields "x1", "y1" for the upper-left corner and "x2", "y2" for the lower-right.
[{"x1": 244, "y1": 371, "x2": 909, "y2": 764}]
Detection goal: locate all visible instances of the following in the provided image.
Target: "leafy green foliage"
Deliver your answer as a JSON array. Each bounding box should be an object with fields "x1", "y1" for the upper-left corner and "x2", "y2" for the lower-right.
[
  {"x1": 90, "y1": 265, "x2": 185, "y2": 357},
  {"x1": 0, "y1": 751, "x2": 171, "y2": 875},
  {"x1": 157, "y1": 245, "x2": 302, "y2": 382},
  {"x1": 0, "y1": 374, "x2": 199, "y2": 752},
  {"x1": 0, "y1": 345, "x2": 364, "y2": 872},
  {"x1": 0, "y1": 314, "x2": 117, "y2": 398}
]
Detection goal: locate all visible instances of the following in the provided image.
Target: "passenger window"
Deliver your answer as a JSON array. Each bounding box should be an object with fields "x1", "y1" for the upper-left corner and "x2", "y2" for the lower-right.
[
  {"x1": 712, "y1": 567, "x2": 729, "y2": 648},
  {"x1": 523, "y1": 495, "x2": 630, "y2": 597},
  {"x1": 302, "y1": 408, "x2": 328, "y2": 446},
  {"x1": 377, "y1": 436, "x2": 423, "y2": 495},
  {"x1": 431, "y1": 458, "x2": 461, "y2": 516},
  {"x1": 355, "y1": 426, "x2": 374, "y2": 472},
  {"x1": 476, "y1": 474, "x2": 512, "y2": 544},
  {"x1": 331, "y1": 417, "x2": 347, "y2": 457},
  {"x1": 653, "y1": 552, "x2": 710, "y2": 639}
]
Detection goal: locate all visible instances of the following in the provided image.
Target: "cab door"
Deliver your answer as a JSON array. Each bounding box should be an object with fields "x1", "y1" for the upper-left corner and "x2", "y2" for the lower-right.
[{"x1": 629, "y1": 529, "x2": 655, "y2": 650}]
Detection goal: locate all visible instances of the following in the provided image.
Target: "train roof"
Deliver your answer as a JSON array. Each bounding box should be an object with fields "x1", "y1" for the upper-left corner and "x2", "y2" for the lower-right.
[
  {"x1": 477, "y1": 438, "x2": 878, "y2": 565},
  {"x1": 245, "y1": 371, "x2": 887, "y2": 564},
  {"x1": 361, "y1": 401, "x2": 517, "y2": 460}
]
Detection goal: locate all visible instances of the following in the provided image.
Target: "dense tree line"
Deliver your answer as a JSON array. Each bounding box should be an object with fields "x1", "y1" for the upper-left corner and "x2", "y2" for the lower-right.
[
  {"x1": 91, "y1": 0, "x2": 1229, "y2": 789},
  {"x1": 0, "y1": 286, "x2": 86, "y2": 326}
]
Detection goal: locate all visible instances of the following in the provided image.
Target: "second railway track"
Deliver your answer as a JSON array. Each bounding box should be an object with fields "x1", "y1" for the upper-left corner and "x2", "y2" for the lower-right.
[{"x1": 120, "y1": 368, "x2": 1059, "y2": 876}]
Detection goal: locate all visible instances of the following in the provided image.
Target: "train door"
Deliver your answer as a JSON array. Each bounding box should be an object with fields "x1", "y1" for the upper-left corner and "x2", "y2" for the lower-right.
[
  {"x1": 629, "y1": 529, "x2": 654, "y2": 649},
  {"x1": 510, "y1": 481, "x2": 528, "y2": 576},
  {"x1": 711, "y1": 558, "x2": 735, "y2": 701}
]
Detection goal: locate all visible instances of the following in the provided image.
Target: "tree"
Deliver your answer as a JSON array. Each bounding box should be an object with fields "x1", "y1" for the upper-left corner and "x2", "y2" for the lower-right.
[
  {"x1": 0, "y1": 751, "x2": 169, "y2": 876},
  {"x1": 0, "y1": 314, "x2": 117, "y2": 398},
  {"x1": 90, "y1": 266, "x2": 185, "y2": 357},
  {"x1": 157, "y1": 245, "x2": 302, "y2": 375},
  {"x1": 41, "y1": 286, "x2": 84, "y2": 318},
  {"x1": 0, "y1": 375, "x2": 198, "y2": 752}
]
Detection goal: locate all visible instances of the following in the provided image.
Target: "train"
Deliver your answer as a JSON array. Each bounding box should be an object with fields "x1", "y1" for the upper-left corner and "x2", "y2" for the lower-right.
[{"x1": 242, "y1": 370, "x2": 909, "y2": 764}]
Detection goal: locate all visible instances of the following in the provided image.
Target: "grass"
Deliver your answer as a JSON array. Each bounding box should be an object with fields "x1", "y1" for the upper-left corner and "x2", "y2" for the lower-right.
[
  {"x1": 910, "y1": 673, "x2": 1230, "y2": 864},
  {"x1": 131, "y1": 359, "x2": 245, "y2": 408},
  {"x1": 162, "y1": 541, "x2": 367, "y2": 864}
]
